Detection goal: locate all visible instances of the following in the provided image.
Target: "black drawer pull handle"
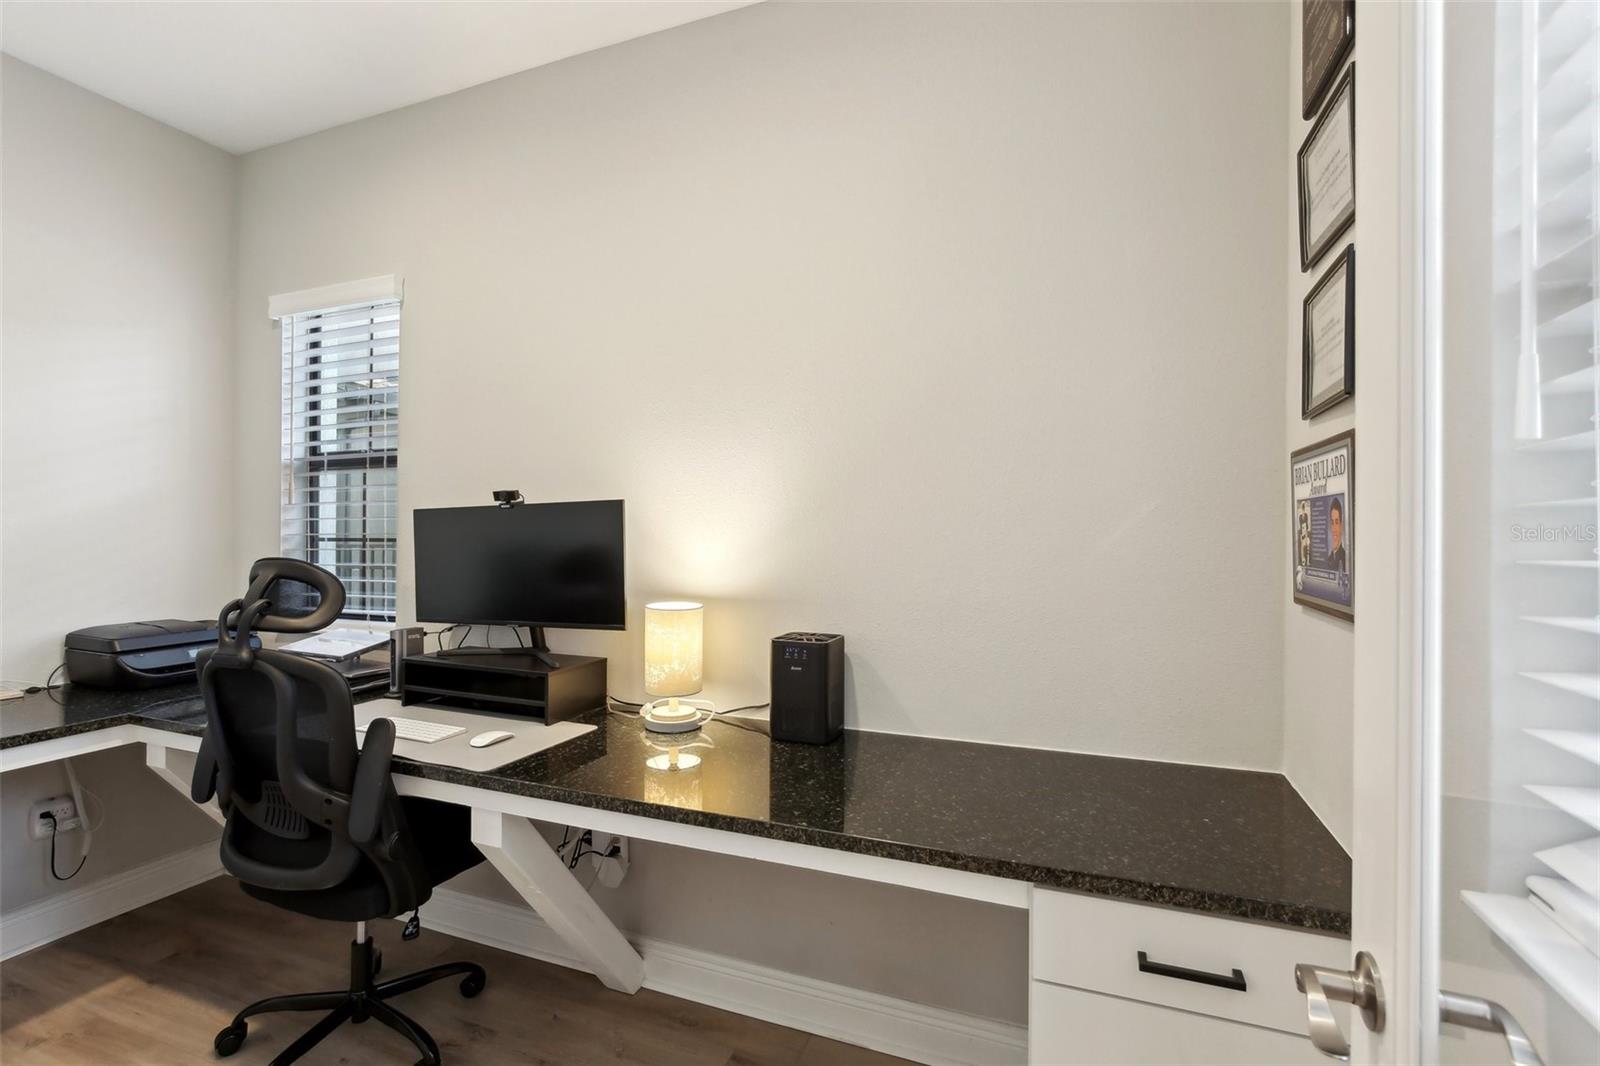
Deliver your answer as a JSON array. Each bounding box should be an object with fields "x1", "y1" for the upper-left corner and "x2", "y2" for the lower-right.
[{"x1": 1137, "y1": 950, "x2": 1247, "y2": 992}]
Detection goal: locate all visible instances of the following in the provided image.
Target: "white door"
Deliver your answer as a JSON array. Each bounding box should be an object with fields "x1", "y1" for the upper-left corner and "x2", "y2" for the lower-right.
[{"x1": 1295, "y1": 1, "x2": 1600, "y2": 1063}]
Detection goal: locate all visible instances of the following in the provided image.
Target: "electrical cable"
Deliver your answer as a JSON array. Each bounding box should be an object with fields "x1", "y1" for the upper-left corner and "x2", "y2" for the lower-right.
[
  {"x1": 605, "y1": 694, "x2": 767, "y2": 715},
  {"x1": 567, "y1": 831, "x2": 592, "y2": 869},
  {"x1": 28, "y1": 662, "x2": 68, "y2": 702},
  {"x1": 605, "y1": 695, "x2": 770, "y2": 734},
  {"x1": 710, "y1": 715, "x2": 768, "y2": 735},
  {"x1": 428, "y1": 625, "x2": 465, "y2": 654},
  {"x1": 79, "y1": 787, "x2": 107, "y2": 833},
  {"x1": 716, "y1": 703, "x2": 770, "y2": 715},
  {"x1": 63, "y1": 757, "x2": 93, "y2": 868},
  {"x1": 42, "y1": 813, "x2": 87, "y2": 882},
  {"x1": 430, "y1": 623, "x2": 530, "y2": 654}
]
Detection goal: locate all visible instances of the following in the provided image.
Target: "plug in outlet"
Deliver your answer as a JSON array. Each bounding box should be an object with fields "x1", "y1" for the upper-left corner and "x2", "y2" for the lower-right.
[
  {"x1": 588, "y1": 833, "x2": 630, "y2": 888},
  {"x1": 29, "y1": 795, "x2": 82, "y2": 840}
]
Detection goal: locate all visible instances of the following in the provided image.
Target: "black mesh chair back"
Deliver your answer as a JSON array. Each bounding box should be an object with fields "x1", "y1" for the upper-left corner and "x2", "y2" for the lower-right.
[
  {"x1": 190, "y1": 557, "x2": 429, "y2": 913},
  {"x1": 192, "y1": 558, "x2": 487, "y2": 1066}
]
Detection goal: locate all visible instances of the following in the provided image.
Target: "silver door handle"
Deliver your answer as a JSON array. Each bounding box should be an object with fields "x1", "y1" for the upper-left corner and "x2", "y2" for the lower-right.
[
  {"x1": 1439, "y1": 991, "x2": 1543, "y2": 1066},
  {"x1": 1294, "y1": 951, "x2": 1385, "y2": 1060}
]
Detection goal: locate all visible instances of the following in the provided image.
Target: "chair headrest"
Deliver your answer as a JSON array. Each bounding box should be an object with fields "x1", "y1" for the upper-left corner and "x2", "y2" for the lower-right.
[{"x1": 233, "y1": 557, "x2": 347, "y2": 634}]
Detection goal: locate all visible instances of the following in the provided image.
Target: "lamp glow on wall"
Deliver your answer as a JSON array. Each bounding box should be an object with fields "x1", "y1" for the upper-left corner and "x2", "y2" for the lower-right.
[{"x1": 641, "y1": 601, "x2": 713, "y2": 736}]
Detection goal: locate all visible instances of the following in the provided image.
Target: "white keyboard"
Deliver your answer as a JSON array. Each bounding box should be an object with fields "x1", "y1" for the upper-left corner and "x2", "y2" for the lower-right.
[{"x1": 359, "y1": 717, "x2": 466, "y2": 744}]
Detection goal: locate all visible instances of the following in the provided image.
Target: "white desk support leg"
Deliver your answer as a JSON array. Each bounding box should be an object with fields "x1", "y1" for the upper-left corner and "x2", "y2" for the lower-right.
[
  {"x1": 144, "y1": 743, "x2": 225, "y2": 825},
  {"x1": 469, "y1": 807, "x2": 644, "y2": 994}
]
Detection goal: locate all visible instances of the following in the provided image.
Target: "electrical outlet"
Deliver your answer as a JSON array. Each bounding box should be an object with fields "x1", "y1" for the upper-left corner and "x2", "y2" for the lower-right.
[{"x1": 29, "y1": 795, "x2": 81, "y2": 840}]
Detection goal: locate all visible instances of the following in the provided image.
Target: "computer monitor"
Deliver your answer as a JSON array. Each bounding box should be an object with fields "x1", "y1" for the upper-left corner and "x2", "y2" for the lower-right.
[{"x1": 413, "y1": 501, "x2": 625, "y2": 660}]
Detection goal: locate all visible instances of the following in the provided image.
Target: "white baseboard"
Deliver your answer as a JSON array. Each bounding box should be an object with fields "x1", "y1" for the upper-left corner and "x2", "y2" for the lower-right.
[
  {"x1": 416, "y1": 887, "x2": 1027, "y2": 1066},
  {"x1": 0, "y1": 842, "x2": 223, "y2": 962}
]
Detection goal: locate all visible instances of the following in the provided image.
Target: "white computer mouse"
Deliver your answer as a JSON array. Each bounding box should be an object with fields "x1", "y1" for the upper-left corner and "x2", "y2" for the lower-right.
[{"x1": 468, "y1": 730, "x2": 515, "y2": 748}]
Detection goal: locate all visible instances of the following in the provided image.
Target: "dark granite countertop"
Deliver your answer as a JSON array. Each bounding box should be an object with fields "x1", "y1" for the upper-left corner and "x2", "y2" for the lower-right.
[{"x1": 2, "y1": 684, "x2": 1352, "y2": 934}]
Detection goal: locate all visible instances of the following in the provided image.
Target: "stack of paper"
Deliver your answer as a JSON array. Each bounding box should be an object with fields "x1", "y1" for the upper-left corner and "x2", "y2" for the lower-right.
[{"x1": 279, "y1": 628, "x2": 389, "y2": 661}]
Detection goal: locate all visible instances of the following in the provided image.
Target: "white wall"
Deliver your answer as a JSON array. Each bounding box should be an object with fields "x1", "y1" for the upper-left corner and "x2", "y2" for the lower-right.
[
  {"x1": 2, "y1": 0, "x2": 1305, "y2": 1029},
  {"x1": 0, "y1": 57, "x2": 235, "y2": 910},
  {"x1": 222, "y1": 1, "x2": 1291, "y2": 1024},
  {"x1": 232, "y1": 0, "x2": 1290, "y2": 768},
  {"x1": 1281, "y1": 5, "x2": 1357, "y2": 850},
  {"x1": 1, "y1": 56, "x2": 239, "y2": 683}
]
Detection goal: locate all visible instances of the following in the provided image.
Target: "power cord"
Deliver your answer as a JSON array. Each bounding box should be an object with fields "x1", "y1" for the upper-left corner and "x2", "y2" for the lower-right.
[
  {"x1": 42, "y1": 812, "x2": 88, "y2": 881},
  {"x1": 555, "y1": 827, "x2": 618, "y2": 892},
  {"x1": 605, "y1": 695, "x2": 769, "y2": 715},
  {"x1": 605, "y1": 695, "x2": 770, "y2": 734},
  {"x1": 427, "y1": 625, "x2": 466, "y2": 653},
  {"x1": 430, "y1": 623, "x2": 530, "y2": 653},
  {"x1": 26, "y1": 663, "x2": 68, "y2": 702}
]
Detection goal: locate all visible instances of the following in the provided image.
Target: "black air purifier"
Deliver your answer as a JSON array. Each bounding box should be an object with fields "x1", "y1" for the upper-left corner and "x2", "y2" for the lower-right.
[{"x1": 770, "y1": 633, "x2": 844, "y2": 744}]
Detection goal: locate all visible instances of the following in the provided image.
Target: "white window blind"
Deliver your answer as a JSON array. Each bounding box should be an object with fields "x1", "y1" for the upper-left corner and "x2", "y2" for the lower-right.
[
  {"x1": 1460, "y1": 0, "x2": 1600, "y2": 1028},
  {"x1": 280, "y1": 298, "x2": 401, "y2": 622}
]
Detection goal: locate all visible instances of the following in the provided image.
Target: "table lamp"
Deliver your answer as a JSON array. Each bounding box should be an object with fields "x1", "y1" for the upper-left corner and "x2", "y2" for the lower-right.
[{"x1": 641, "y1": 601, "x2": 713, "y2": 733}]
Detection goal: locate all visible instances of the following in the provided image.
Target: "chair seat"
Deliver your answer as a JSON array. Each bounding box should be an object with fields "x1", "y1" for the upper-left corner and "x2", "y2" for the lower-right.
[{"x1": 240, "y1": 798, "x2": 483, "y2": 921}]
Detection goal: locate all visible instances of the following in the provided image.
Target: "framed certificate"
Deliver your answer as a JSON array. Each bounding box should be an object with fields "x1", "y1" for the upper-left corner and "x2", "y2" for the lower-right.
[
  {"x1": 1303, "y1": 0, "x2": 1354, "y2": 119},
  {"x1": 1291, "y1": 431, "x2": 1354, "y2": 621},
  {"x1": 1302, "y1": 245, "x2": 1354, "y2": 418},
  {"x1": 1297, "y1": 64, "x2": 1355, "y2": 272}
]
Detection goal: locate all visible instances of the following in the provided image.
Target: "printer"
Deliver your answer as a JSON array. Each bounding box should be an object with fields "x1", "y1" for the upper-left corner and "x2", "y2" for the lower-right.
[{"x1": 63, "y1": 619, "x2": 255, "y2": 689}]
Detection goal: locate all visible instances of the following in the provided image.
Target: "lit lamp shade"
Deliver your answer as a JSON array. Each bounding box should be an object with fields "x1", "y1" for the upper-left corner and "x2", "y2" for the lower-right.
[{"x1": 644, "y1": 602, "x2": 703, "y2": 698}]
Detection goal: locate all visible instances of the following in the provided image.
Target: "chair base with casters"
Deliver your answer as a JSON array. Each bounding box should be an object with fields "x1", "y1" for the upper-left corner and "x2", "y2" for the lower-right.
[
  {"x1": 193, "y1": 559, "x2": 492, "y2": 1066},
  {"x1": 213, "y1": 921, "x2": 485, "y2": 1066}
]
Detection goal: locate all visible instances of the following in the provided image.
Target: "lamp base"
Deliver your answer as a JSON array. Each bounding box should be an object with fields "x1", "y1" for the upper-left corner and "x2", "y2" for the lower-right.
[{"x1": 641, "y1": 697, "x2": 714, "y2": 734}]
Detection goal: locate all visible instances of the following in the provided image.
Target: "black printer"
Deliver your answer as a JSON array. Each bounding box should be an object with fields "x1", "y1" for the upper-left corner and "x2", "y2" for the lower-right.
[{"x1": 63, "y1": 619, "x2": 254, "y2": 689}]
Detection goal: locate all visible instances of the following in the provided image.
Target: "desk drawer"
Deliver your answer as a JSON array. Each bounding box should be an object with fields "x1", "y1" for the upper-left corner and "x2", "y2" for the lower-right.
[
  {"x1": 1030, "y1": 887, "x2": 1347, "y2": 1036},
  {"x1": 1029, "y1": 980, "x2": 1328, "y2": 1065}
]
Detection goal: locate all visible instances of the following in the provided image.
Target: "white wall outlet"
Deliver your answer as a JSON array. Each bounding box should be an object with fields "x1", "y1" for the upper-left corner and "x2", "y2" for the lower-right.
[
  {"x1": 29, "y1": 795, "x2": 82, "y2": 839},
  {"x1": 589, "y1": 833, "x2": 630, "y2": 889}
]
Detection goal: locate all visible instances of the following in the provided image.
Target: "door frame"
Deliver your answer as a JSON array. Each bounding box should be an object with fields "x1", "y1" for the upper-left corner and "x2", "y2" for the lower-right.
[{"x1": 1348, "y1": 0, "x2": 1431, "y2": 1062}]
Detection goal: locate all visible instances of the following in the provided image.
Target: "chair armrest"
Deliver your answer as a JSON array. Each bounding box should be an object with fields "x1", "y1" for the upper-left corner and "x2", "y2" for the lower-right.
[{"x1": 349, "y1": 718, "x2": 395, "y2": 844}]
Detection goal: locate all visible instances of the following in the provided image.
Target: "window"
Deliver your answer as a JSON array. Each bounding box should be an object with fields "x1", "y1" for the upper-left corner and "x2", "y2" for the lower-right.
[{"x1": 280, "y1": 298, "x2": 400, "y2": 622}]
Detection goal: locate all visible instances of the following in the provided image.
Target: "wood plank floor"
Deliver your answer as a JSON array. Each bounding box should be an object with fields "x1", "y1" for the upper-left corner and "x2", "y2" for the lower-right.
[{"x1": 0, "y1": 877, "x2": 909, "y2": 1066}]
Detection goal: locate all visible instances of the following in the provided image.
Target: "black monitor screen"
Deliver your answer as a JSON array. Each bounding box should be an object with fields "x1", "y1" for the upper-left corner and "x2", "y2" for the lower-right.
[{"x1": 413, "y1": 500, "x2": 625, "y2": 630}]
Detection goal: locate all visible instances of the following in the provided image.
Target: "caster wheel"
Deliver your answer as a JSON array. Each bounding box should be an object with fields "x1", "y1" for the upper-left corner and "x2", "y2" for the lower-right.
[
  {"x1": 214, "y1": 1022, "x2": 247, "y2": 1056},
  {"x1": 459, "y1": 972, "x2": 486, "y2": 998}
]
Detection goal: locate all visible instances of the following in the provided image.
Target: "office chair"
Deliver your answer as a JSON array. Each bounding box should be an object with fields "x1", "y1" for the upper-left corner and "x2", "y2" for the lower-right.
[{"x1": 191, "y1": 558, "x2": 487, "y2": 1066}]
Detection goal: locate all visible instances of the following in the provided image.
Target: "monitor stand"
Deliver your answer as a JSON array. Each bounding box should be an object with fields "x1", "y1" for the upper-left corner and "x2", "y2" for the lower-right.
[{"x1": 436, "y1": 625, "x2": 560, "y2": 670}]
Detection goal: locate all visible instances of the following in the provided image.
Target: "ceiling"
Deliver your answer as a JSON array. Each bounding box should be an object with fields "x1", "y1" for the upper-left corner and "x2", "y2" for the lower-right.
[{"x1": 1, "y1": 1, "x2": 757, "y2": 154}]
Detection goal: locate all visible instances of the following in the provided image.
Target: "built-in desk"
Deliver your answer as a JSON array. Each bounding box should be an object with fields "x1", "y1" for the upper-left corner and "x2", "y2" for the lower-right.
[{"x1": 1, "y1": 684, "x2": 1352, "y2": 1064}]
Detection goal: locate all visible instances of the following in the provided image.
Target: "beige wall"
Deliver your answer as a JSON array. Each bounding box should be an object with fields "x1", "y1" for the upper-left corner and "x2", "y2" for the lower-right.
[
  {"x1": 232, "y1": 0, "x2": 1291, "y2": 768},
  {"x1": 222, "y1": 1, "x2": 1291, "y2": 1022},
  {"x1": 2, "y1": 1, "x2": 1306, "y2": 1026},
  {"x1": 1, "y1": 56, "x2": 239, "y2": 684},
  {"x1": 1280, "y1": 5, "x2": 1356, "y2": 850},
  {"x1": 0, "y1": 56, "x2": 233, "y2": 910}
]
